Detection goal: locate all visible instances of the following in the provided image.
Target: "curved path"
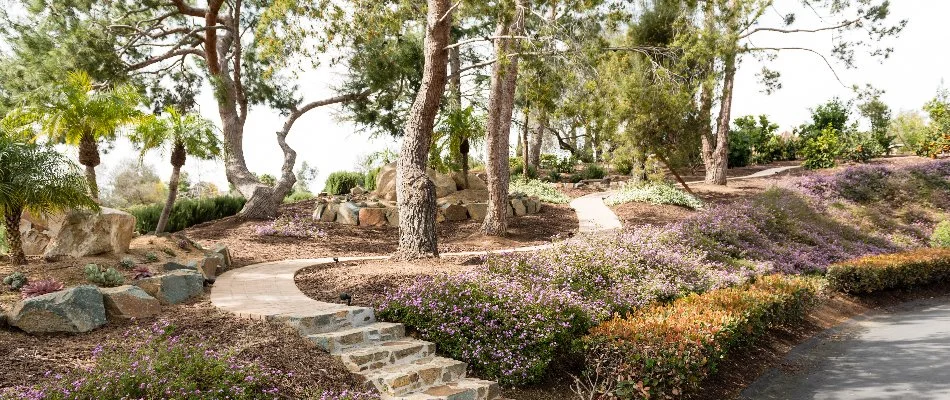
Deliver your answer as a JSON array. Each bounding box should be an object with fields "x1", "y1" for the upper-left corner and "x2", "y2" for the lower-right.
[
  {"x1": 211, "y1": 165, "x2": 802, "y2": 399},
  {"x1": 741, "y1": 296, "x2": 950, "y2": 399}
]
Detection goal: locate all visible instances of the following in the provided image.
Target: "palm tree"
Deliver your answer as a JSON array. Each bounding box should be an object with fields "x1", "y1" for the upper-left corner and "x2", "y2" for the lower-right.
[
  {"x1": 31, "y1": 71, "x2": 141, "y2": 200},
  {"x1": 0, "y1": 128, "x2": 98, "y2": 265},
  {"x1": 131, "y1": 106, "x2": 220, "y2": 234}
]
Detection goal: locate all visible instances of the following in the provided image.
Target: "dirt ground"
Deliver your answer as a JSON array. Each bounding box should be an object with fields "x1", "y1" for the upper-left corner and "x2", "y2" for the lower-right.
[
  {"x1": 183, "y1": 201, "x2": 578, "y2": 268},
  {"x1": 0, "y1": 299, "x2": 363, "y2": 397}
]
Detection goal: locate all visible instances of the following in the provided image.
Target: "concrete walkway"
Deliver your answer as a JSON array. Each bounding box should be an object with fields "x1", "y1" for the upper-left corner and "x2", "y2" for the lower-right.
[
  {"x1": 741, "y1": 296, "x2": 950, "y2": 400},
  {"x1": 570, "y1": 192, "x2": 623, "y2": 233}
]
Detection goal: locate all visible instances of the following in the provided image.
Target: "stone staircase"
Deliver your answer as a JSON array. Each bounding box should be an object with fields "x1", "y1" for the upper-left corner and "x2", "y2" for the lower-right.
[{"x1": 276, "y1": 303, "x2": 501, "y2": 400}]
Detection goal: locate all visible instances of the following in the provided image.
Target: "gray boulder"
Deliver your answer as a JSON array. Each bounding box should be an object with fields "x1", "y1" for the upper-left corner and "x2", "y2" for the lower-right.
[
  {"x1": 8, "y1": 285, "x2": 107, "y2": 333},
  {"x1": 336, "y1": 202, "x2": 360, "y2": 225},
  {"x1": 466, "y1": 203, "x2": 488, "y2": 221},
  {"x1": 441, "y1": 204, "x2": 469, "y2": 221},
  {"x1": 39, "y1": 208, "x2": 135, "y2": 258},
  {"x1": 163, "y1": 261, "x2": 195, "y2": 272},
  {"x1": 100, "y1": 285, "x2": 160, "y2": 319},
  {"x1": 210, "y1": 244, "x2": 232, "y2": 269},
  {"x1": 510, "y1": 199, "x2": 527, "y2": 216},
  {"x1": 133, "y1": 270, "x2": 204, "y2": 305}
]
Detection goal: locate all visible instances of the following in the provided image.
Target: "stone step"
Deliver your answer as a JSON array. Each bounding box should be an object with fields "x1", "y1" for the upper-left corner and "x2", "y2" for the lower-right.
[
  {"x1": 365, "y1": 356, "x2": 468, "y2": 397},
  {"x1": 393, "y1": 378, "x2": 502, "y2": 400},
  {"x1": 338, "y1": 339, "x2": 436, "y2": 373},
  {"x1": 307, "y1": 322, "x2": 405, "y2": 354},
  {"x1": 273, "y1": 305, "x2": 376, "y2": 335}
]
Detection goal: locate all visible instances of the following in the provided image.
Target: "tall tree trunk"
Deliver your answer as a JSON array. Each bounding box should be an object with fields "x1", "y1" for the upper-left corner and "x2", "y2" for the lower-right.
[
  {"x1": 156, "y1": 142, "x2": 187, "y2": 234},
  {"x1": 393, "y1": 0, "x2": 452, "y2": 260},
  {"x1": 483, "y1": 4, "x2": 524, "y2": 237},
  {"x1": 528, "y1": 109, "x2": 546, "y2": 168},
  {"x1": 522, "y1": 111, "x2": 530, "y2": 177},
  {"x1": 705, "y1": 51, "x2": 736, "y2": 185},
  {"x1": 4, "y1": 207, "x2": 26, "y2": 265},
  {"x1": 449, "y1": 43, "x2": 470, "y2": 189},
  {"x1": 77, "y1": 132, "x2": 101, "y2": 201}
]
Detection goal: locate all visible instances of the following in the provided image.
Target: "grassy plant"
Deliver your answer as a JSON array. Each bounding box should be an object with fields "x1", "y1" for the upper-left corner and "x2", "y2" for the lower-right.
[
  {"x1": 143, "y1": 252, "x2": 159, "y2": 263},
  {"x1": 323, "y1": 171, "x2": 365, "y2": 195},
  {"x1": 827, "y1": 248, "x2": 950, "y2": 294},
  {"x1": 127, "y1": 195, "x2": 246, "y2": 234},
  {"x1": 605, "y1": 181, "x2": 704, "y2": 209},
  {"x1": 509, "y1": 178, "x2": 570, "y2": 204}
]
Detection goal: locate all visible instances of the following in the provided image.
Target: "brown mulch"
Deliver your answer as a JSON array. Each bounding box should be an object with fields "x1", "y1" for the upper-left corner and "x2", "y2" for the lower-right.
[
  {"x1": 183, "y1": 202, "x2": 578, "y2": 268},
  {"x1": 0, "y1": 299, "x2": 362, "y2": 397},
  {"x1": 296, "y1": 257, "x2": 482, "y2": 309},
  {"x1": 612, "y1": 202, "x2": 696, "y2": 227}
]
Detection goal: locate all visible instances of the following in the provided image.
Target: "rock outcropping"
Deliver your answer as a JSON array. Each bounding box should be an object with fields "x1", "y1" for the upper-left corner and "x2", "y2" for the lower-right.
[
  {"x1": 20, "y1": 208, "x2": 135, "y2": 259},
  {"x1": 8, "y1": 285, "x2": 107, "y2": 333}
]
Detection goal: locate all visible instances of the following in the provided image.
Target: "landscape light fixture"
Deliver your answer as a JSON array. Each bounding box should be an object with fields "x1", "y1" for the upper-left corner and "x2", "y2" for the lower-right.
[{"x1": 340, "y1": 293, "x2": 352, "y2": 306}]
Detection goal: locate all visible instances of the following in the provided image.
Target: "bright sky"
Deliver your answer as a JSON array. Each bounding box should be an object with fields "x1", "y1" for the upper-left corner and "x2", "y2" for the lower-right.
[{"x1": 99, "y1": 0, "x2": 950, "y2": 193}]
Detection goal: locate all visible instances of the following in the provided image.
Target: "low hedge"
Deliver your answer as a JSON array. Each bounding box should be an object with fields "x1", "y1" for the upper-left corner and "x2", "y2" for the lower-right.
[
  {"x1": 127, "y1": 196, "x2": 246, "y2": 234},
  {"x1": 827, "y1": 248, "x2": 950, "y2": 294},
  {"x1": 583, "y1": 275, "x2": 820, "y2": 399}
]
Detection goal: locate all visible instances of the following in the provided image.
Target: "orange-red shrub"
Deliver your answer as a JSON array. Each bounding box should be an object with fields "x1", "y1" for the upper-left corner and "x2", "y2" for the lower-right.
[
  {"x1": 827, "y1": 248, "x2": 950, "y2": 294},
  {"x1": 582, "y1": 275, "x2": 820, "y2": 399}
]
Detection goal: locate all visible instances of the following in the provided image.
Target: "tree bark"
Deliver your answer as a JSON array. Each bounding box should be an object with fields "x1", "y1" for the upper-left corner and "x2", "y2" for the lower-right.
[
  {"x1": 4, "y1": 206, "x2": 26, "y2": 265},
  {"x1": 156, "y1": 141, "x2": 187, "y2": 234},
  {"x1": 393, "y1": 0, "x2": 452, "y2": 260},
  {"x1": 529, "y1": 109, "x2": 546, "y2": 168},
  {"x1": 77, "y1": 132, "x2": 100, "y2": 200},
  {"x1": 483, "y1": 4, "x2": 524, "y2": 237},
  {"x1": 705, "y1": 51, "x2": 736, "y2": 186},
  {"x1": 449, "y1": 43, "x2": 469, "y2": 189},
  {"x1": 521, "y1": 111, "x2": 530, "y2": 177}
]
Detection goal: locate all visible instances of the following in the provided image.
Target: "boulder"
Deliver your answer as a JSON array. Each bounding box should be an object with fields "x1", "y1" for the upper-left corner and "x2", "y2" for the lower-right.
[
  {"x1": 320, "y1": 203, "x2": 339, "y2": 223},
  {"x1": 439, "y1": 189, "x2": 489, "y2": 204},
  {"x1": 525, "y1": 198, "x2": 542, "y2": 214},
  {"x1": 385, "y1": 207, "x2": 400, "y2": 226},
  {"x1": 373, "y1": 162, "x2": 458, "y2": 201},
  {"x1": 312, "y1": 202, "x2": 327, "y2": 221},
  {"x1": 373, "y1": 163, "x2": 399, "y2": 201},
  {"x1": 210, "y1": 244, "x2": 232, "y2": 269},
  {"x1": 100, "y1": 285, "x2": 160, "y2": 319},
  {"x1": 350, "y1": 186, "x2": 365, "y2": 196},
  {"x1": 133, "y1": 270, "x2": 204, "y2": 305},
  {"x1": 430, "y1": 171, "x2": 457, "y2": 198},
  {"x1": 441, "y1": 204, "x2": 469, "y2": 222},
  {"x1": 336, "y1": 202, "x2": 360, "y2": 226},
  {"x1": 37, "y1": 208, "x2": 135, "y2": 259},
  {"x1": 8, "y1": 285, "x2": 106, "y2": 333},
  {"x1": 195, "y1": 255, "x2": 221, "y2": 281},
  {"x1": 162, "y1": 261, "x2": 195, "y2": 272},
  {"x1": 510, "y1": 199, "x2": 527, "y2": 217},
  {"x1": 451, "y1": 172, "x2": 488, "y2": 191},
  {"x1": 19, "y1": 220, "x2": 51, "y2": 255},
  {"x1": 359, "y1": 208, "x2": 388, "y2": 227},
  {"x1": 466, "y1": 203, "x2": 488, "y2": 221}
]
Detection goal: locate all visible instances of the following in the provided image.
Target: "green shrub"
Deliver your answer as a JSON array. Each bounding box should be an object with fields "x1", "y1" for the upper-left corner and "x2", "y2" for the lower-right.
[
  {"x1": 605, "y1": 181, "x2": 704, "y2": 209},
  {"x1": 509, "y1": 178, "x2": 571, "y2": 204},
  {"x1": 611, "y1": 158, "x2": 634, "y2": 175},
  {"x1": 801, "y1": 127, "x2": 842, "y2": 170},
  {"x1": 581, "y1": 163, "x2": 605, "y2": 180},
  {"x1": 546, "y1": 170, "x2": 562, "y2": 183},
  {"x1": 84, "y1": 264, "x2": 125, "y2": 287},
  {"x1": 323, "y1": 171, "x2": 365, "y2": 195},
  {"x1": 509, "y1": 157, "x2": 538, "y2": 179},
  {"x1": 128, "y1": 196, "x2": 246, "y2": 234},
  {"x1": 842, "y1": 132, "x2": 885, "y2": 163},
  {"x1": 539, "y1": 154, "x2": 576, "y2": 174},
  {"x1": 283, "y1": 190, "x2": 314, "y2": 204},
  {"x1": 364, "y1": 166, "x2": 381, "y2": 191},
  {"x1": 143, "y1": 252, "x2": 159, "y2": 263},
  {"x1": 827, "y1": 248, "x2": 950, "y2": 294},
  {"x1": 583, "y1": 275, "x2": 819, "y2": 399},
  {"x1": 931, "y1": 221, "x2": 950, "y2": 248},
  {"x1": 5, "y1": 321, "x2": 289, "y2": 399},
  {"x1": 3, "y1": 271, "x2": 27, "y2": 290}
]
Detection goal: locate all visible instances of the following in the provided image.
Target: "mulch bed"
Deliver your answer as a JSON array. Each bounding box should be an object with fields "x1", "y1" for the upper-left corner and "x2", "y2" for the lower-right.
[{"x1": 0, "y1": 299, "x2": 363, "y2": 397}]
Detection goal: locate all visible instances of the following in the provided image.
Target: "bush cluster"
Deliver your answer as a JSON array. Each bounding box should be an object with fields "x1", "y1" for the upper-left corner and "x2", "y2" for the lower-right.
[
  {"x1": 583, "y1": 275, "x2": 820, "y2": 399},
  {"x1": 3, "y1": 321, "x2": 286, "y2": 399},
  {"x1": 605, "y1": 181, "x2": 704, "y2": 209},
  {"x1": 84, "y1": 264, "x2": 125, "y2": 287},
  {"x1": 323, "y1": 171, "x2": 365, "y2": 195},
  {"x1": 364, "y1": 167, "x2": 381, "y2": 191},
  {"x1": 930, "y1": 221, "x2": 950, "y2": 248},
  {"x1": 509, "y1": 157, "x2": 539, "y2": 179},
  {"x1": 283, "y1": 190, "x2": 314, "y2": 204},
  {"x1": 827, "y1": 248, "x2": 950, "y2": 294},
  {"x1": 128, "y1": 196, "x2": 246, "y2": 234},
  {"x1": 539, "y1": 154, "x2": 575, "y2": 174},
  {"x1": 508, "y1": 178, "x2": 570, "y2": 204},
  {"x1": 569, "y1": 163, "x2": 605, "y2": 182}
]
